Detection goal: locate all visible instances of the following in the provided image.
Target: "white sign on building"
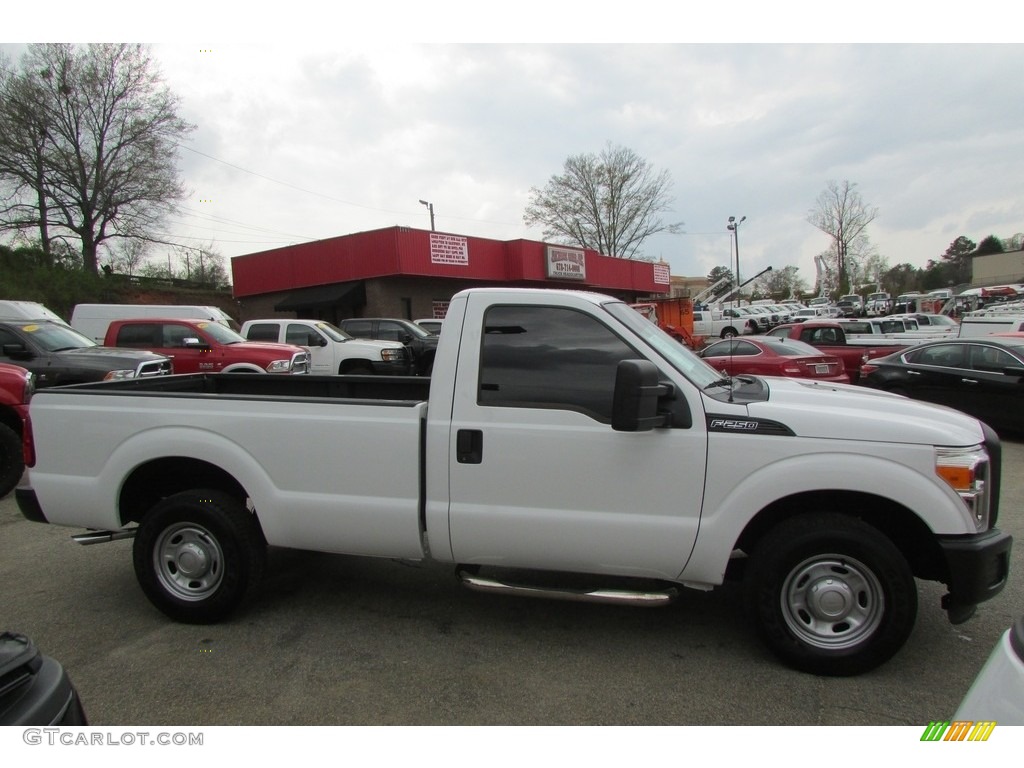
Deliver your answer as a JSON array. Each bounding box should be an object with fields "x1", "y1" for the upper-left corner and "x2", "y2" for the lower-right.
[
  {"x1": 545, "y1": 246, "x2": 586, "y2": 281},
  {"x1": 430, "y1": 233, "x2": 469, "y2": 266}
]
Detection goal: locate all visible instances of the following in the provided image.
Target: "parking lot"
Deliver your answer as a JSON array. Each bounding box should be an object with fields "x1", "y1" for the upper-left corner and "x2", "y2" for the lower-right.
[{"x1": 2, "y1": 439, "x2": 1021, "y2": 727}]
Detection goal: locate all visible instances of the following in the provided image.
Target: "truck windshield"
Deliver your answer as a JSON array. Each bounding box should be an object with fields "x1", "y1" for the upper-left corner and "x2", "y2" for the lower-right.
[
  {"x1": 314, "y1": 322, "x2": 354, "y2": 342},
  {"x1": 605, "y1": 301, "x2": 723, "y2": 389},
  {"x1": 14, "y1": 322, "x2": 96, "y2": 351}
]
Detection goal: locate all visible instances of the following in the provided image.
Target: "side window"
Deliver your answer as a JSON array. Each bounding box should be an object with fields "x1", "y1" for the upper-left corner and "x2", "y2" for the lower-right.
[
  {"x1": 478, "y1": 305, "x2": 639, "y2": 423},
  {"x1": 246, "y1": 323, "x2": 281, "y2": 343},
  {"x1": 377, "y1": 322, "x2": 406, "y2": 342},
  {"x1": 969, "y1": 346, "x2": 1017, "y2": 373},
  {"x1": 115, "y1": 323, "x2": 160, "y2": 348},
  {"x1": 285, "y1": 324, "x2": 318, "y2": 346},
  {"x1": 162, "y1": 324, "x2": 194, "y2": 348},
  {"x1": 344, "y1": 321, "x2": 373, "y2": 339},
  {"x1": 912, "y1": 344, "x2": 965, "y2": 368}
]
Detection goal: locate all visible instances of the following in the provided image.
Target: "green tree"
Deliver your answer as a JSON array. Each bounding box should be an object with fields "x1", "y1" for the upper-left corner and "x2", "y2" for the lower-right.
[
  {"x1": 940, "y1": 236, "x2": 975, "y2": 286},
  {"x1": 976, "y1": 235, "x2": 1005, "y2": 256},
  {"x1": 524, "y1": 143, "x2": 683, "y2": 259},
  {"x1": 0, "y1": 44, "x2": 194, "y2": 275}
]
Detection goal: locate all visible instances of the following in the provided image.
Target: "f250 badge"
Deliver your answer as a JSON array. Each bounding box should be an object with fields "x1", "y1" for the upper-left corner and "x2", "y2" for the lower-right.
[
  {"x1": 706, "y1": 415, "x2": 795, "y2": 436},
  {"x1": 709, "y1": 419, "x2": 758, "y2": 431}
]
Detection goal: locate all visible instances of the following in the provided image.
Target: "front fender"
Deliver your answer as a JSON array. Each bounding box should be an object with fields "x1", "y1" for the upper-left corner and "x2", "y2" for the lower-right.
[{"x1": 680, "y1": 447, "x2": 973, "y2": 584}]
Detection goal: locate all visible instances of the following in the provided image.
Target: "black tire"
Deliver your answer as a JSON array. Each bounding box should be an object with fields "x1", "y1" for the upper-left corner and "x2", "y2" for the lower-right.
[
  {"x1": 0, "y1": 422, "x2": 23, "y2": 498},
  {"x1": 132, "y1": 489, "x2": 266, "y2": 624},
  {"x1": 721, "y1": 327, "x2": 738, "y2": 339},
  {"x1": 744, "y1": 513, "x2": 917, "y2": 676}
]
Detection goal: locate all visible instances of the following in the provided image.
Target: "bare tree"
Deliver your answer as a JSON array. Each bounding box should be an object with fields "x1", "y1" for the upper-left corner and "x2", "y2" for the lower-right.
[
  {"x1": 0, "y1": 44, "x2": 194, "y2": 274},
  {"x1": 807, "y1": 180, "x2": 878, "y2": 294},
  {"x1": 524, "y1": 143, "x2": 683, "y2": 259}
]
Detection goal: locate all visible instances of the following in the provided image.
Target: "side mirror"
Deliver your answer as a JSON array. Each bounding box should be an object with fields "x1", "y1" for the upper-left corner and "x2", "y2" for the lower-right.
[
  {"x1": 612, "y1": 360, "x2": 671, "y2": 432},
  {"x1": 2, "y1": 343, "x2": 31, "y2": 360},
  {"x1": 182, "y1": 337, "x2": 212, "y2": 350}
]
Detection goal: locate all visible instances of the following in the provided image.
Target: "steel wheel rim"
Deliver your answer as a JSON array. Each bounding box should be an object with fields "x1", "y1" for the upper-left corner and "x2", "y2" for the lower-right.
[
  {"x1": 153, "y1": 522, "x2": 225, "y2": 601},
  {"x1": 780, "y1": 554, "x2": 885, "y2": 650}
]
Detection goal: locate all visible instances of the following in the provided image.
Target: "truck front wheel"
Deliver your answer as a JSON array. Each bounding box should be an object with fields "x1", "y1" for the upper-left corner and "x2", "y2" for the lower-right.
[
  {"x1": 132, "y1": 489, "x2": 266, "y2": 624},
  {"x1": 721, "y1": 327, "x2": 738, "y2": 339},
  {"x1": 744, "y1": 513, "x2": 917, "y2": 676}
]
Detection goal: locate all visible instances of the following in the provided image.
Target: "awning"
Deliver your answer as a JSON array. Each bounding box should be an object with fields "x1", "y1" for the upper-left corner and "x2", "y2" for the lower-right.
[{"x1": 274, "y1": 281, "x2": 365, "y2": 312}]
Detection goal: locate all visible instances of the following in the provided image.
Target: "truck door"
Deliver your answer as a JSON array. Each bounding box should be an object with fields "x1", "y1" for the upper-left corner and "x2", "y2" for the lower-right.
[
  {"x1": 285, "y1": 323, "x2": 331, "y2": 375},
  {"x1": 446, "y1": 302, "x2": 706, "y2": 580}
]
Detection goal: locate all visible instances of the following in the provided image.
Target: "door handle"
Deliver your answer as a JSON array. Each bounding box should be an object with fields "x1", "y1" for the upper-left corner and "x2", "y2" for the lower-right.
[{"x1": 457, "y1": 429, "x2": 483, "y2": 464}]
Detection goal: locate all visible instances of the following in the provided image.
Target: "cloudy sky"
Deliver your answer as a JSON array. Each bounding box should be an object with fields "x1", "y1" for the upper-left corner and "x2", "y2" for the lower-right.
[{"x1": 5, "y1": 6, "x2": 1023, "y2": 292}]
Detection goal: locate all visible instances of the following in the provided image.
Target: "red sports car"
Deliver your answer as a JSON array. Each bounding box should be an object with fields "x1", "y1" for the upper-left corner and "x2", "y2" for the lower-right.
[{"x1": 699, "y1": 336, "x2": 850, "y2": 383}]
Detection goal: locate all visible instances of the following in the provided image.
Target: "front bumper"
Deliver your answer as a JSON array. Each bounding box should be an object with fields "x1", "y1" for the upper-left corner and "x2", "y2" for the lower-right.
[
  {"x1": 938, "y1": 528, "x2": 1013, "y2": 623},
  {"x1": 371, "y1": 359, "x2": 413, "y2": 376}
]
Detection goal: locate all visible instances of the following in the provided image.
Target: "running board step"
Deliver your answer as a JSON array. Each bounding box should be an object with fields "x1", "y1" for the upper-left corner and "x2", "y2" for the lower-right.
[
  {"x1": 456, "y1": 566, "x2": 678, "y2": 607},
  {"x1": 72, "y1": 529, "x2": 137, "y2": 545}
]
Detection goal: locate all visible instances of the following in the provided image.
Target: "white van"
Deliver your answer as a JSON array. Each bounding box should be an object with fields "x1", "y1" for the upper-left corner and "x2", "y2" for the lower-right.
[
  {"x1": 0, "y1": 300, "x2": 70, "y2": 326},
  {"x1": 70, "y1": 303, "x2": 238, "y2": 343}
]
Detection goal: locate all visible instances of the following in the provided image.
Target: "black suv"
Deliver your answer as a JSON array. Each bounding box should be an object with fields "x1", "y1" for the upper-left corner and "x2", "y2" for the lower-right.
[
  {"x1": 338, "y1": 318, "x2": 438, "y2": 375},
  {"x1": 0, "y1": 319, "x2": 172, "y2": 387}
]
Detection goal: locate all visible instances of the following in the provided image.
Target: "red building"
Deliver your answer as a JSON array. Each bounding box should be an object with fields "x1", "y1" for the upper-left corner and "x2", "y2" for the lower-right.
[{"x1": 231, "y1": 226, "x2": 671, "y2": 323}]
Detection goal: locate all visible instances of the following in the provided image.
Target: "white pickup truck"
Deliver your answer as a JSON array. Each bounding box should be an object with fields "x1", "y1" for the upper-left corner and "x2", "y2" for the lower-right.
[
  {"x1": 239, "y1": 318, "x2": 411, "y2": 375},
  {"x1": 16, "y1": 288, "x2": 1012, "y2": 676}
]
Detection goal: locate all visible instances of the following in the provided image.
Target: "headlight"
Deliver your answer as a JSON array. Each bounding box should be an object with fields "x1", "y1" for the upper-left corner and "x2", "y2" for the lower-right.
[
  {"x1": 936, "y1": 445, "x2": 990, "y2": 531},
  {"x1": 381, "y1": 348, "x2": 404, "y2": 362},
  {"x1": 265, "y1": 359, "x2": 291, "y2": 373},
  {"x1": 23, "y1": 370, "x2": 36, "y2": 401},
  {"x1": 103, "y1": 369, "x2": 137, "y2": 381}
]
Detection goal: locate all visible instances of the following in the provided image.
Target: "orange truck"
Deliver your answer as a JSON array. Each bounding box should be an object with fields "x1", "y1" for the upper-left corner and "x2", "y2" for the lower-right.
[{"x1": 631, "y1": 297, "x2": 698, "y2": 348}]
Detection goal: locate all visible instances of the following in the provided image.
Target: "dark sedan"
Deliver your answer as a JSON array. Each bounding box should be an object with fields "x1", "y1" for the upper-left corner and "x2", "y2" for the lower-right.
[
  {"x1": 699, "y1": 336, "x2": 850, "y2": 383},
  {"x1": 859, "y1": 336, "x2": 1024, "y2": 434}
]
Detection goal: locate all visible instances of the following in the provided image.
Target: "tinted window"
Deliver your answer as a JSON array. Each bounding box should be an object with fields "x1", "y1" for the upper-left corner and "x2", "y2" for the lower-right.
[
  {"x1": 116, "y1": 323, "x2": 160, "y2": 348},
  {"x1": 376, "y1": 321, "x2": 408, "y2": 342},
  {"x1": 286, "y1": 324, "x2": 321, "y2": 346},
  {"x1": 343, "y1": 320, "x2": 374, "y2": 338},
  {"x1": 246, "y1": 323, "x2": 280, "y2": 342},
  {"x1": 908, "y1": 344, "x2": 966, "y2": 368},
  {"x1": 478, "y1": 305, "x2": 639, "y2": 423},
  {"x1": 968, "y1": 345, "x2": 1020, "y2": 372}
]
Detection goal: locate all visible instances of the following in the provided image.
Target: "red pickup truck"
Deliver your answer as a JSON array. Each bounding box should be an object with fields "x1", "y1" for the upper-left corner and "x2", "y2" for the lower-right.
[
  {"x1": 0, "y1": 363, "x2": 34, "y2": 497},
  {"x1": 766, "y1": 321, "x2": 907, "y2": 383},
  {"x1": 104, "y1": 319, "x2": 310, "y2": 375}
]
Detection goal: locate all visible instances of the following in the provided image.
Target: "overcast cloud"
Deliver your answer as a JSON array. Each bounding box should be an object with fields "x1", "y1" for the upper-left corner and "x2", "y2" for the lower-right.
[{"x1": 4, "y1": 8, "x2": 1023, "y2": 291}]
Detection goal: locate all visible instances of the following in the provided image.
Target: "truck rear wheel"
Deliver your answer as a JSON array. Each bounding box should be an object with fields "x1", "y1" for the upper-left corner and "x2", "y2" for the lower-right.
[
  {"x1": 132, "y1": 489, "x2": 266, "y2": 624},
  {"x1": 0, "y1": 422, "x2": 23, "y2": 498},
  {"x1": 744, "y1": 513, "x2": 917, "y2": 676},
  {"x1": 721, "y1": 327, "x2": 738, "y2": 339}
]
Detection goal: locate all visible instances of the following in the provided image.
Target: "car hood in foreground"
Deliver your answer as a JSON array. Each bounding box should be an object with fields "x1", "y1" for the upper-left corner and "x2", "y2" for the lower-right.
[{"x1": 742, "y1": 376, "x2": 986, "y2": 446}]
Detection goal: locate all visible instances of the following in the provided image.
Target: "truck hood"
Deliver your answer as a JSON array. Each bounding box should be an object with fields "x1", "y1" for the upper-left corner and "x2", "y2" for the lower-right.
[
  {"x1": 227, "y1": 341, "x2": 305, "y2": 356},
  {"x1": 741, "y1": 377, "x2": 986, "y2": 446},
  {"x1": 60, "y1": 346, "x2": 169, "y2": 365},
  {"x1": 343, "y1": 338, "x2": 404, "y2": 351}
]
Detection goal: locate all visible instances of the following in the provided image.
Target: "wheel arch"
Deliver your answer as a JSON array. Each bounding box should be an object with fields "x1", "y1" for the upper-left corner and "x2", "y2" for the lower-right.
[
  {"x1": 731, "y1": 490, "x2": 948, "y2": 583},
  {"x1": 119, "y1": 457, "x2": 250, "y2": 527},
  {"x1": 220, "y1": 363, "x2": 265, "y2": 373}
]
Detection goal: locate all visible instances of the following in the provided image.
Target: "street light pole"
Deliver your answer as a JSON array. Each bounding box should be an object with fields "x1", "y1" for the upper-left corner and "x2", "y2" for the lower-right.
[
  {"x1": 727, "y1": 215, "x2": 746, "y2": 304},
  {"x1": 418, "y1": 199, "x2": 435, "y2": 231}
]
